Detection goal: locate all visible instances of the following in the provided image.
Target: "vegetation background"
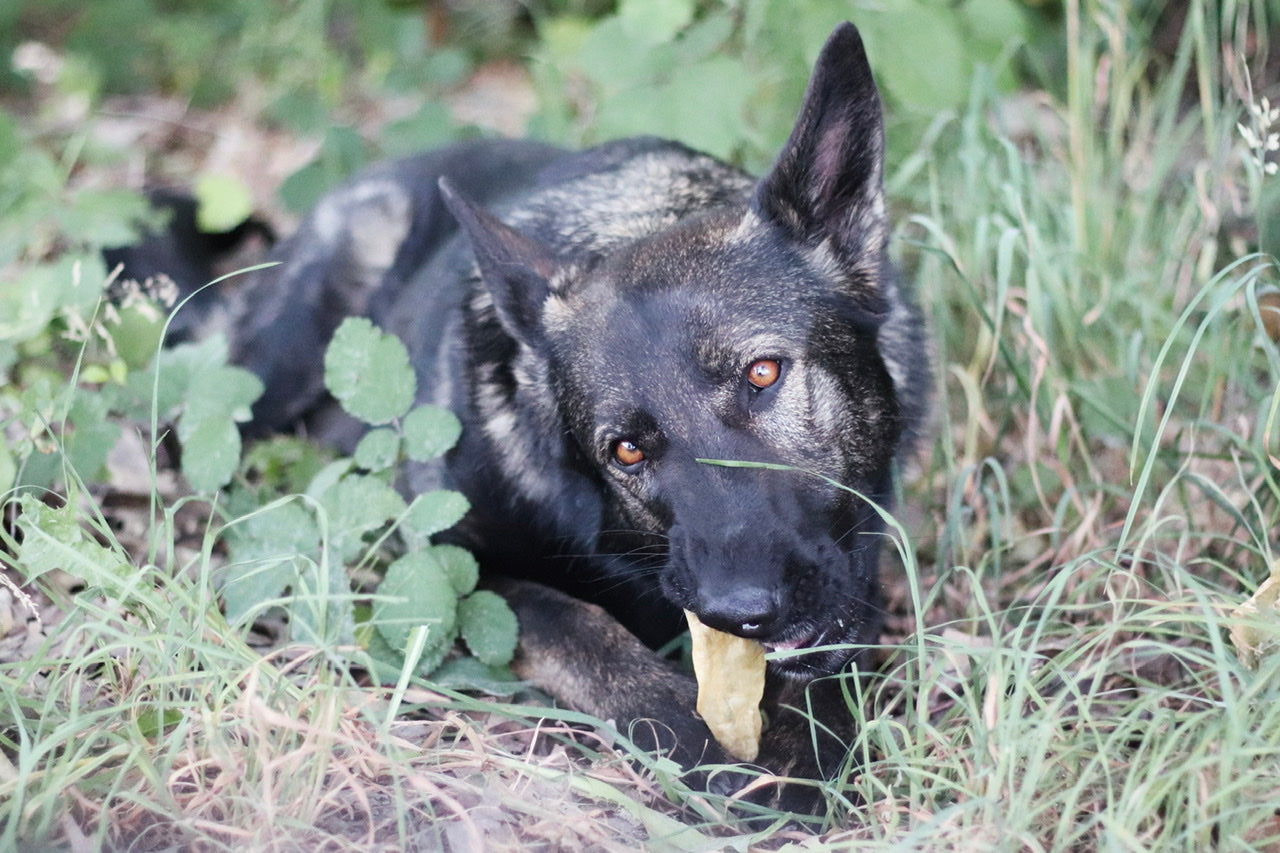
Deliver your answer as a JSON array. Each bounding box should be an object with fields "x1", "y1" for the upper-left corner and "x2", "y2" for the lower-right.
[{"x1": 2, "y1": 0, "x2": 1279, "y2": 849}]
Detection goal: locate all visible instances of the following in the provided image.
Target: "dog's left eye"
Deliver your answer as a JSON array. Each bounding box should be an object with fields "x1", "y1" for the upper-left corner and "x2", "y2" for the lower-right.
[
  {"x1": 613, "y1": 439, "x2": 646, "y2": 468},
  {"x1": 746, "y1": 359, "x2": 782, "y2": 390}
]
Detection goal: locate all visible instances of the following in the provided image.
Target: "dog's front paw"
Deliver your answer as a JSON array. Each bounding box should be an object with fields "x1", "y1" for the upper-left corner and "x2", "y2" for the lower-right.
[{"x1": 707, "y1": 765, "x2": 829, "y2": 815}]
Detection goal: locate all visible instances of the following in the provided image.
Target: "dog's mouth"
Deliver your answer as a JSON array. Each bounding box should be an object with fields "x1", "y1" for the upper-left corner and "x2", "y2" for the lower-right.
[
  {"x1": 762, "y1": 628, "x2": 821, "y2": 653},
  {"x1": 762, "y1": 621, "x2": 864, "y2": 677}
]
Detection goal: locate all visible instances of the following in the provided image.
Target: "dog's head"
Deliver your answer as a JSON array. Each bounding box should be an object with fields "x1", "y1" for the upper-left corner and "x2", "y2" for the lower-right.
[{"x1": 443, "y1": 23, "x2": 922, "y2": 677}]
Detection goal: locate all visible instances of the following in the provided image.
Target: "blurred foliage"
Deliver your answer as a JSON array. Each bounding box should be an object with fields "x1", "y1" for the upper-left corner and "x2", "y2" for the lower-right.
[
  {"x1": 4, "y1": 0, "x2": 467, "y2": 107},
  {"x1": 2, "y1": 0, "x2": 1065, "y2": 194},
  {"x1": 530, "y1": 0, "x2": 1040, "y2": 172}
]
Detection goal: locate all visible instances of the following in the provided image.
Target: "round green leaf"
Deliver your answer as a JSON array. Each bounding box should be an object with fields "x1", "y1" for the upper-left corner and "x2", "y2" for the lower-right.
[
  {"x1": 321, "y1": 475, "x2": 406, "y2": 532},
  {"x1": 195, "y1": 173, "x2": 255, "y2": 233},
  {"x1": 305, "y1": 457, "x2": 355, "y2": 501},
  {"x1": 402, "y1": 404, "x2": 462, "y2": 461},
  {"x1": 362, "y1": 619, "x2": 452, "y2": 682},
  {"x1": 319, "y1": 474, "x2": 407, "y2": 562},
  {"x1": 404, "y1": 490, "x2": 470, "y2": 539},
  {"x1": 182, "y1": 417, "x2": 241, "y2": 493},
  {"x1": 324, "y1": 318, "x2": 416, "y2": 425},
  {"x1": 428, "y1": 544, "x2": 479, "y2": 596},
  {"x1": 222, "y1": 500, "x2": 320, "y2": 625},
  {"x1": 354, "y1": 427, "x2": 401, "y2": 472},
  {"x1": 457, "y1": 590, "x2": 519, "y2": 666},
  {"x1": 112, "y1": 303, "x2": 166, "y2": 368},
  {"x1": 429, "y1": 657, "x2": 519, "y2": 695},
  {"x1": 374, "y1": 551, "x2": 458, "y2": 653},
  {"x1": 179, "y1": 365, "x2": 264, "y2": 440}
]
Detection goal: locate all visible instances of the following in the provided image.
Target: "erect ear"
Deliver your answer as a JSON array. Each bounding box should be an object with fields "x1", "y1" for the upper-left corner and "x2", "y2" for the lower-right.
[
  {"x1": 752, "y1": 23, "x2": 887, "y2": 285},
  {"x1": 439, "y1": 177, "x2": 560, "y2": 348}
]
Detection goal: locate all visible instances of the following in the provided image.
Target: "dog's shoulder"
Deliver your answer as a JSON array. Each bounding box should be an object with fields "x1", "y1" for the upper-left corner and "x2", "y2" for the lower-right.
[{"x1": 496, "y1": 137, "x2": 756, "y2": 255}]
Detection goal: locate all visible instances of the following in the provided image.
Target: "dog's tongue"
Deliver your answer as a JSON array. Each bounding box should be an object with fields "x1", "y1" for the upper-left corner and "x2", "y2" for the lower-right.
[{"x1": 685, "y1": 610, "x2": 766, "y2": 762}]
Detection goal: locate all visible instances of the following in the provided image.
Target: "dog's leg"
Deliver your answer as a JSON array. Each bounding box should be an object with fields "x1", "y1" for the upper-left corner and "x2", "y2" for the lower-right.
[
  {"x1": 492, "y1": 578, "x2": 728, "y2": 767},
  {"x1": 757, "y1": 675, "x2": 858, "y2": 812},
  {"x1": 492, "y1": 579, "x2": 847, "y2": 814}
]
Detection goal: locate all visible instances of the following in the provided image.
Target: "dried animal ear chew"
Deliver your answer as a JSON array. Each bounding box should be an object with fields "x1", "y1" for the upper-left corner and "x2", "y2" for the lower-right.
[{"x1": 684, "y1": 609, "x2": 766, "y2": 762}]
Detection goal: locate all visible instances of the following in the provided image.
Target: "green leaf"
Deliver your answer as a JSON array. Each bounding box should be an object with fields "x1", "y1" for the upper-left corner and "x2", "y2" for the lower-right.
[
  {"x1": 289, "y1": 545, "x2": 358, "y2": 646},
  {"x1": 323, "y1": 317, "x2": 416, "y2": 425},
  {"x1": 402, "y1": 404, "x2": 461, "y2": 461},
  {"x1": 428, "y1": 543, "x2": 479, "y2": 596},
  {"x1": 354, "y1": 427, "x2": 401, "y2": 472},
  {"x1": 279, "y1": 126, "x2": 369, "y2": 215},
  {"x1": 361, "y1": 619, "x2": 452, "y2": 683},
  {"x1": 593, "y1": 55, "x2": 751, "y2": 161},
  {"x1": 0, "y1": 257, "x2": 82, "y2": 341},
  {"x1": 374, "y1": 551, "x2": 458, "y2": 653},
  {"x1": 195, "y1": 173, "x2": 255, "y2": 234},
  {"x1": 56, "y1": 189, "x2": 153, "y2": 247},
  {"x1": 178, "y1": 365, "x2": 264, "y2": 441},
  {"x1": 403, "y1": 490, "x2": 470, "y2": 539},
  {"x1": 576, "y1": 18, "x2": 663, "y2": 94},
  {"x1": 265, "y1": 91, "x2": 331, "y2": 134},
  {"x1": 852, "y1": 0, "x2": 1027, "y2": 113},
  {"x1": 379, "y1": 102, "x2": 458, "y2": 158},
  {"x1": 319, "y1": 474, "x2": 407, "y2": 561},
  {"x1": 0, "y1": 110, "x2": 20, "y2": 166},
  {"x1": 135, "y1": 707, "x2": 184, "y2": 740},
  {"x1": 14, "y1": 495, "x2": 128, "y2": 585},
  {"x1": 123, "y1": 336, "x2": 225, "y2": 421},
  {"x1": 279, "y1": 160, "x2": 330, "y2": 215},
  {"x1": 241, "y1": 435, "x2": 333, "y2": 494},
  {"x1": 306, "y1": 457, "x2": 355, "y2": 501},
  {"x1": 429, "y1": 656, "x2": 519, "y2": 695},
  {"x1": 64, "y1": 393, "x2": 121, "y2": 483},
  {"x1": 617, "y1": 0, "x2": 695, "y2": 45},
  {"x1": 321, "y1": 474, "x2": 406, "y2": 533},
  {"x1": 181, "y1": 416, "x2": 242, "y2": 493},
  {"x1": 457, "y1": 590, "x2": 518, "y2": 666},
  {"x1": 222, "y1": 499, "x2": 321, "y2": 625}
]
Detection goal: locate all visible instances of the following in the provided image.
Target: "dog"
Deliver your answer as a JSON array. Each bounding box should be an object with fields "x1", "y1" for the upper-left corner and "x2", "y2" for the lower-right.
[{"x1": 117, "y1": 22, "x2": 930, "y2": 813}]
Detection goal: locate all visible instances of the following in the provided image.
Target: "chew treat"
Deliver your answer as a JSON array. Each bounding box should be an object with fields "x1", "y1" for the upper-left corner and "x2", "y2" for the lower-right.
[{"x1": 685, "y1": 609, "x2": 766, "y2": 762}]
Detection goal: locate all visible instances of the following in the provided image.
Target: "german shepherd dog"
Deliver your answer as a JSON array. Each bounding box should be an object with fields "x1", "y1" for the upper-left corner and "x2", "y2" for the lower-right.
[{"x1": 118, "y1": 22, "x2": 929, "y2": 812}]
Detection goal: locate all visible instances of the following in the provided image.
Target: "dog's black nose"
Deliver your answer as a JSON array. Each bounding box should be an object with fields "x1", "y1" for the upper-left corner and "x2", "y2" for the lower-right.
[{"x1": 695, "y1": 587, "x2": 779, "y2": 639}]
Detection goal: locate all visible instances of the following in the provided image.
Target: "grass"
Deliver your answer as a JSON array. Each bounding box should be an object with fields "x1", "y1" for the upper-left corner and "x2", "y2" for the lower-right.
[
  {"x1": 0, "y1": 513, "x2": 711, "y2": 849},
  {"x1": 3, "y1": 0, "x2": 1280, "y2": 848}
]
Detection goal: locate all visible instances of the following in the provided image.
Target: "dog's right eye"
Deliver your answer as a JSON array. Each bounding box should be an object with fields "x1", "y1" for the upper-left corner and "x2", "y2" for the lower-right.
[
  {"x1": 746, "y1": 359, "x2": 782, "y2": 390},
  {"x1": 613, "y1": 439, "x2": 645, "y2": 468}
]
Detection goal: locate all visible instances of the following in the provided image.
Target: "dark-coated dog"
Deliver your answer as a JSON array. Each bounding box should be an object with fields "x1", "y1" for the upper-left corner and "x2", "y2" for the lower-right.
[{"x1": 116, "y1": 22, "x2": 930, "y2": 813}]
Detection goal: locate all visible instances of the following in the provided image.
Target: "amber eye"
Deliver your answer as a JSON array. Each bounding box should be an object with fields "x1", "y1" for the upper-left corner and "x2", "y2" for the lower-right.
[
  {"x1": 614, "y1": 439, "x2": 645, "y2": 467},
  {"x1": 746, "y1": 359, "x2": 782, "y2": 390}
]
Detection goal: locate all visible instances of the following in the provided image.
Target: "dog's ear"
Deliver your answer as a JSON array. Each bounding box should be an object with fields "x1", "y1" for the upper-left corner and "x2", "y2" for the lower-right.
[
  {"x1": 439, "y1": 178, "x2": 558, "y2": 347},
  {"x1": 753, "y1": 22, "x2": 886, "y2": 288}
]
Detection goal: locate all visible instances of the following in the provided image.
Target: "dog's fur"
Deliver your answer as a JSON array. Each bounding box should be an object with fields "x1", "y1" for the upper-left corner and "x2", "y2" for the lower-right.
[{"x1": 120, "y1": 22, "x2": 929, "y2": 811}]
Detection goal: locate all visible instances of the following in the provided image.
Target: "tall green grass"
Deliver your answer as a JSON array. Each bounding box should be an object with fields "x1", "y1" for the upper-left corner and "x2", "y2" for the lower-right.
[{"x1": 837, "y1": 0, "x2": 1280, "y2": 846}]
